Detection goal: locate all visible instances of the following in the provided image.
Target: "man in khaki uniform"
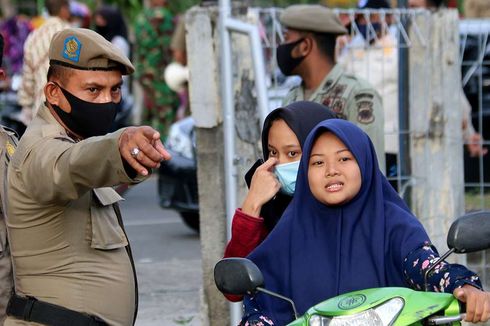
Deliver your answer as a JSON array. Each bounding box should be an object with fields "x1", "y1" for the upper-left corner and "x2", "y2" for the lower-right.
[
  {"x1": 5, "y1": 28, "x2": 170, "y2": 326},
  {"x1": 0, "y1": 33, "x2": 18, "y2": 325},
  {"x1": 0, "y1": 125, "x2": 16, "y2": 326},
  {"x1": 279, "y1": 4, "x2": 385, "y2": 170}
]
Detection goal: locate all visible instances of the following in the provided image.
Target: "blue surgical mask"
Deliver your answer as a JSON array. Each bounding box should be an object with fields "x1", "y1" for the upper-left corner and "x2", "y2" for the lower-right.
[{"x1": 274, "y1": 160, "x2": 300, "y2": 196}]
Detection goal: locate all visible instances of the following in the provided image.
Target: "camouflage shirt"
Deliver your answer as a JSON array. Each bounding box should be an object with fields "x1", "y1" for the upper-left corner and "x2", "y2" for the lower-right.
[
  {"x1": 283, "y1": 64, "x2": 386, "y2": 171},
  {"x1": 134, "y1": 6, "x2": 179, "y2": 137},
  {"x1": 134, "y1": 6, "x2": 175, "y2": 86}
]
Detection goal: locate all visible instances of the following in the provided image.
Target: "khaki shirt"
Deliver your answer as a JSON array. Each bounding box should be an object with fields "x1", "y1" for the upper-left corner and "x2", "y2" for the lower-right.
[
  {"x1": 283, "y1": 64, "x2": 386, "y2": 171},
  {"x1": 0, "y1": 126, "x2": 17, "y2": 325},
  {"x1": 5, "y1": 105, "x2": 145, "y2": 326},
  {"x1": 464, "y1": 0, "x2": 490, "y2": 18},
  {"x1": 0, "y1": 215, "x2": 11, "y2": 326}
]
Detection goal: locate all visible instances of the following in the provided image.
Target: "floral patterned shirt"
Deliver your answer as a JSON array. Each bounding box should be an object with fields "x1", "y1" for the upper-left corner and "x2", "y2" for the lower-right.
[
  {"x1": 403, "y1": 242, "x2": 481, "y2": 293},
  {"x1": 240, "y1": 242, "x2": 481, "y2": 326}
]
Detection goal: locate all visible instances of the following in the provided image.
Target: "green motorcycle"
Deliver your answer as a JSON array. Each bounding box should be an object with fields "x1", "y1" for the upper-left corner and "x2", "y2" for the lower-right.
[{"x1": 214, "y1": 211, "x2": 490, "y2": 326}]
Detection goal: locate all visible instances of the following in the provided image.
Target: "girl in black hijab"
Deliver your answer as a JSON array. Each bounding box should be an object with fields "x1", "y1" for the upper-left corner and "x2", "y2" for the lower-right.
[
  {"x1": 223, "y1": 101, "x2": 335, "y2": 263},
  {"x1": 94, "y1": 6, "x2": 128, "y2": 44}
]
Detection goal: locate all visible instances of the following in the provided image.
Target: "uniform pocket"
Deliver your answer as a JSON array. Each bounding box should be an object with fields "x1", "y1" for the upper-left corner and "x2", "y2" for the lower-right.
[{"x1": 90, "y1": 188, "x2": 128, "y2": 250}]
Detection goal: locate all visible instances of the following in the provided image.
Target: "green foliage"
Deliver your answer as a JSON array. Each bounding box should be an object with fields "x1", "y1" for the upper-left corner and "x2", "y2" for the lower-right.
[{"x1": 167, "y1": 0, "x2": 201, "y2": 14}]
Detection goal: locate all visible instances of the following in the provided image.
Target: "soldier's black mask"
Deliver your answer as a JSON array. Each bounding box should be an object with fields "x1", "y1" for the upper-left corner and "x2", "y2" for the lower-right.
[
  {"x1": 276, "y1": 38, "x2": 306, "y2": 76},
  {"x1": 50, "y1": 83, "x2": 119, "y2": 139}
]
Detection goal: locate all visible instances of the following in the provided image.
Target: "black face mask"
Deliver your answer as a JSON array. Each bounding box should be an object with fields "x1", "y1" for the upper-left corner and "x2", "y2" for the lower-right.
[
  {"x1": 51, "y1": 84, "x2": 119, "y2": 139},
  {"x1": 276, "y1": 38, "x2": 306, "y2": 76}
]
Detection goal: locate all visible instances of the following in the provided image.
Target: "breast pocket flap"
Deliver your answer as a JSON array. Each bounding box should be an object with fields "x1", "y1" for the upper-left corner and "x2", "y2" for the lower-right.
[{"x1": 90, "y1": 188, "x2": 128, "y2": 250}]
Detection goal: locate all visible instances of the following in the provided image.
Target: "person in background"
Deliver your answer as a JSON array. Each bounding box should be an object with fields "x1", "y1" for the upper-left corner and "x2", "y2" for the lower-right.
[
  {"x1": 94, "y1": 6, "x2": 130, "y2": 60},
  {"x1": 168, "y1": 14, "x2": 189, "y2": 120},
  {"x1": 0, "y1": 15, "x2": 32, "y2": 77},
  {"x1": 278, "y1": 4, "x2": 386, "y2": 171},
  {"x1": 170, "y1": 15, "x2": 186, "y2": 67},
  {"x1": 134, "y1": 0, "x2": 179, "y2": 140},
  {"x1": 0, "y1": 32, "x2": 20, "y2": 325},
  {"x1": 17, "y1": 0, "x2": 71, "y2": 126},
  {"x1": 69, "y1": 1, "x2": 91, "y2": 29}
]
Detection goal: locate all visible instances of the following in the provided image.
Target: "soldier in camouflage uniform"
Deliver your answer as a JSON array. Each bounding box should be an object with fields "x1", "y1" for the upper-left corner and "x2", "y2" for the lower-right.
[
  {"x1": 278, "y1": 4, "x2": 386, "y2": 171},
  {"x1": 134, "y1": 0, "x2": 179, "y2": 140}
]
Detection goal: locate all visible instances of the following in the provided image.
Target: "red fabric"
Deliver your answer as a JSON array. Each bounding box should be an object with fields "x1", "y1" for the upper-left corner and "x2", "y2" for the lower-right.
[
  {"x1": 222, "y1": 209, "x2": 269, "y2": 302},
  {"x1": 224, "y1": 209, "x2": 269, "y2": 258}
]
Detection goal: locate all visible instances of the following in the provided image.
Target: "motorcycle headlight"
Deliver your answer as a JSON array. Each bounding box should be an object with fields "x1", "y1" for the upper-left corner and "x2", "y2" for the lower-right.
[{"x1": 309, "y1": 297, "x2": 404, "y2": 326}]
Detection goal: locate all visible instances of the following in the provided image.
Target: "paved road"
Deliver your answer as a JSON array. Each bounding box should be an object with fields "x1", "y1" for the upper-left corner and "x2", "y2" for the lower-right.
[{"x1": 119, "y1": 175, "x2": 203, "y2": 326}]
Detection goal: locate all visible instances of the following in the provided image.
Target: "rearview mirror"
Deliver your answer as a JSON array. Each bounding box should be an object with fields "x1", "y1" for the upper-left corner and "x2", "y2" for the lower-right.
[
  {"x1": 447, "y1": 211, "x2": 490, "y2": 253},
  {"x1": 214, "y1": 258, "x2": 264, "y2": 295}
]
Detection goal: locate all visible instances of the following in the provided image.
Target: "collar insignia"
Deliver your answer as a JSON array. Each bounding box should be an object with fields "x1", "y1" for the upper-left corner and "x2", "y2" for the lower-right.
[{"x1": 6, "y1": 141, "x2": 15, "y2": 157}]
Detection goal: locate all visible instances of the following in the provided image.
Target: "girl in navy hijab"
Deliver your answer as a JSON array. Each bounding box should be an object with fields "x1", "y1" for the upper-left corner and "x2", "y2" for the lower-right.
[{"x1": 242, "y1": 119, "x2": 489, "y2": 325}]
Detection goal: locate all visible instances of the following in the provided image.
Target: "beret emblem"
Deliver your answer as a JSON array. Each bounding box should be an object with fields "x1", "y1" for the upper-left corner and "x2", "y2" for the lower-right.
[{"x1": 62, "y1": 36, "x2": 82, "y2": 63}]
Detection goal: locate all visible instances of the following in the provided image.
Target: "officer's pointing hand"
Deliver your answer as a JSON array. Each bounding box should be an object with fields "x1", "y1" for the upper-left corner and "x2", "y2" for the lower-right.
[{"x1": 119, "y1": 126, "x2": 172, "y2": 176}]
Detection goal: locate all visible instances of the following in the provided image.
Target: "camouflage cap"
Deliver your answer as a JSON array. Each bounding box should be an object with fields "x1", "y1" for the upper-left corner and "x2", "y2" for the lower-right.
[
  {"x1": 280, "y1": 5, "x2": 348, "y2": 35},
  {"x1": 49, "y1": 28, "x2": 134, "y2": 75}
]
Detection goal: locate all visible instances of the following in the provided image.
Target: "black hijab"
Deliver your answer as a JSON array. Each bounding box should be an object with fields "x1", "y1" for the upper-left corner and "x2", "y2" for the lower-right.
[
  {"x1": 244, "y1": 101, "x2": 336, "y2": 230},
  {"x1": 95, "y1": 6, "x2": 128, "y2": 42}
]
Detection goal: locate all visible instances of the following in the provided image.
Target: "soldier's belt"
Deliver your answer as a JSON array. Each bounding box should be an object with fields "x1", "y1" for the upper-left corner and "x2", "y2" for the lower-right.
[{"x1": 7, "y1": 294, "x2": 108, "y2": 326}]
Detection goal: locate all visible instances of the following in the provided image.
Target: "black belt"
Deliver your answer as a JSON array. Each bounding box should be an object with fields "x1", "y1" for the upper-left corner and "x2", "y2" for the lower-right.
[{"x1": 7, "y1": 294, "x2": 108, "y2": 326}]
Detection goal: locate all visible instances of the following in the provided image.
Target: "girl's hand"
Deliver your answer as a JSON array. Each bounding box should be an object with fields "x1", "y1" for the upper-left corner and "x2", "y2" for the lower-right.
[
  {"x1": 241, "y1": 158, "x2": 280, "y2": 218},
  {"x1": 454, "y1": 284, "x2": 490, "y2": 322}
]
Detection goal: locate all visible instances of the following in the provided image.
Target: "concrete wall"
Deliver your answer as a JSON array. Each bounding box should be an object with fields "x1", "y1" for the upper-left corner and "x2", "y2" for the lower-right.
[
  {"x1": 409, "y1": 9, "x2": 465, "y2": 259},
  {"x1": 186, "y1": 4, "x2": 261, "y2": 325}
]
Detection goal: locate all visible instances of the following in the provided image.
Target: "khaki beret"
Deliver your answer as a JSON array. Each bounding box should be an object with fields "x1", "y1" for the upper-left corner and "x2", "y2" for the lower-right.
[
  {"x1": 49, "y1": 28, "x2": 134, "y2": 75},
  {"x1": 280, "y1": 5, "x2": 348, "y2": 35}
]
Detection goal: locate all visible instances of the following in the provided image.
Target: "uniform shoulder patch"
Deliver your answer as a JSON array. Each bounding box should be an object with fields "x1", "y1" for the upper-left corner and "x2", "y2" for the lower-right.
[
  {"x1": 356, "y1": 99, "x2": 375, "y2": 124},
  {"x1": 321, "y1": 84, "x2": 348, "y2": 120}
]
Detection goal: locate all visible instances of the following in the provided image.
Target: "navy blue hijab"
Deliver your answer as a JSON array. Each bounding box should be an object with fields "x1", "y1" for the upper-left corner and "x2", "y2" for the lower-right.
[{"x1": 246, "y1": 119, "x2": 430, "y2": 325}]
